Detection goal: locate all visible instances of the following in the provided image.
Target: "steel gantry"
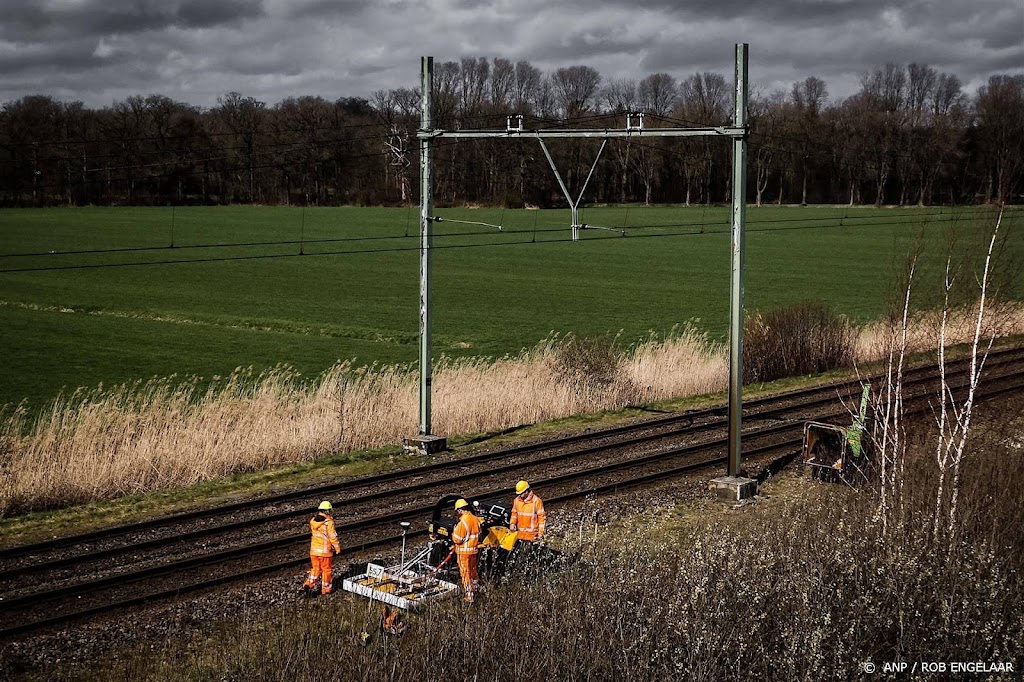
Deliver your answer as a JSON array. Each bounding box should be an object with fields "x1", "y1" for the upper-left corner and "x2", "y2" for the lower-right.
[{"x1": 413, "y1": 46, "x2": 753, "y2": 489}]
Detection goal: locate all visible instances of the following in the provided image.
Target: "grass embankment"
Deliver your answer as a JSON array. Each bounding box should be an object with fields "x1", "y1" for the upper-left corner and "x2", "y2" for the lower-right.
[{"x1": 51, "y1": 399, "x2": 1024, "y2": 682}]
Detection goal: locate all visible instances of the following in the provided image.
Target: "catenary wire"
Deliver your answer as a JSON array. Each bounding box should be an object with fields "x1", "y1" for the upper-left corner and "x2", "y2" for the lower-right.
[{"x1": 0, "y1": 212, "x2": 993, "y2": 275}]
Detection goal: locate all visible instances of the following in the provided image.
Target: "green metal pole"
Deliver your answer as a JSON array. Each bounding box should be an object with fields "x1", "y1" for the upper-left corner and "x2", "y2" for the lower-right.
[
  {"x1": 728, "y1": 43, "x2": 749, "y2": 477},
  {"x1": 418, "y1": 56, "x2": 434, "y2": 435}
]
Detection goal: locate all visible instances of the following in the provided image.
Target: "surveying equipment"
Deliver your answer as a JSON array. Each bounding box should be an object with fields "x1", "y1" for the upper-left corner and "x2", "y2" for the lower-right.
[
  {"x1": 343, "y1": 494, "x2": 556, "y2": 609},
  {"x1": 399, "y1": 521, "x2": 411, "y2": 569},
  {"x1": 802, "y1": 383, "x2": 872, "y2": 483}
]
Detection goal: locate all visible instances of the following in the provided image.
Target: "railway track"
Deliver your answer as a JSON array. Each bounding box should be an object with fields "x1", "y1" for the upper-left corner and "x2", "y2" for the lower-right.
[{"x1": 2, "y1": 346, "x2": 1023, "y2": 638}]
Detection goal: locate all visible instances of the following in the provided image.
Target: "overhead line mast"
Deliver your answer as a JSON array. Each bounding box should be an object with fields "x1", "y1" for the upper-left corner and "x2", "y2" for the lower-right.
[
  {"x1": 408, "y1": 46, "x2": 757, "y2": 503},
  {"x1": 407, "y1": 56, "x2": 445, "y2": 456},
  {"x1": 719, "y1": 42, "x2": 756, "y2": 505}
]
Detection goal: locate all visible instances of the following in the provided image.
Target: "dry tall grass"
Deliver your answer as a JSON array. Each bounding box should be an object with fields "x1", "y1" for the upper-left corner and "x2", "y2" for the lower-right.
[
  {"x1": 855, "y1": 301, "x2": 1024, "y2": 362},
  {"x1": 2, "y1": 305, "x2": 1022, "y2": 517},
  {"x1": 0, "y1": 328, "x2": 726, "y2": 516}
]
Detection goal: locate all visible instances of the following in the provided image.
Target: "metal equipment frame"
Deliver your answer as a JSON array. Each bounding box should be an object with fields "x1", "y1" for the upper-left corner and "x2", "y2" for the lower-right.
[
  {"x1": 415, "y1": 45, "x2": 750, "y2": 478},
  {"x1": 342, "y1": 545, "x2": 461, "y2": 610}
]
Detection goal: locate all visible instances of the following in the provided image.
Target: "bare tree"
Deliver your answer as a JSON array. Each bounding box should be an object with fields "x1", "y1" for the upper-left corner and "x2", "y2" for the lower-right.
[
  {"x1": 275, "y1": 96, "x2": 336, "y2": 205},
  {"x1": 975, "y1": 75, "x2": 1024, "y2": 205},
  {"x1": 551, "y1": 65, "x2": 602, "y2": 119},
  {"x1": 933, "y1": 73, "x2": 965, "y2": 116},
  {"x1": 679, "y1": 72, "x2": 729, "y2": 203},
  {"x1": 603, "y1": 79, "x2": 638, "y2": 202},
  {"x1": 933, "y1": 209, "x2": 1004, "y2": 541},
  {"x1": 459, "y1": 57, "x2": 490, "y2": 120},
  {"x1": 832, "y1": 95, "x2": 874, "y2": 206},
  {"x1": 863, "y1": 63, "x2": 907, "y2": 113},
  {"x1": 907, "y1": 63, "x2": 937, "y2": 125},
  {"x1": 637, "y1": 73, "x2": 677, "y2": 118},
  {"x1": 490, "y1": 58, "x2": 515, "y2": 112},
  {"x1": 874, "y1": 242, "x2": 919, "y2": 534},
  {"x1": 513, "y1": 60, "x2": 542, "y2": 115},
  {"x1": 432, "y1": 60, "x2": 460, "y2": 126},
  {"x1": 104, "y1": 95, "x2": 150, "y2": 203},
  {"x1": 749, "y1": 90, "x2": 786, "y2": 206},
  {"x1": 858, "y1": 65, "x2": 909, "y2": 206},
  {"x1": 370, "y1": 89, "x2": 417, "y2": 204},
  {"x1": 213, "y1": 92, "x2": 266, "y2": 203},
  {"x1": 791, "y1": 76, "x2": 829, "y2": 205}
]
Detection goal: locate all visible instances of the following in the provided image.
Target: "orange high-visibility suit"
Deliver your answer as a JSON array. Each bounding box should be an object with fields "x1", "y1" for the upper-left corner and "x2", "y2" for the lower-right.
[
  {"x1": 510, "y1": 491, "x2": 546, "y2": 541},
  {"x1": 451, "y1": 511, "x2": 482, "y2": 602},
  {"x1": 303, "y1": 511, "x2": 341, "y2": 594}
]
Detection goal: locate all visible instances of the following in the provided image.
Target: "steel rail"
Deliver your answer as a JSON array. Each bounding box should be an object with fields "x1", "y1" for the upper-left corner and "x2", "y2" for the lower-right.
[
  {"x1": 3, "y1": 350, "x2": 1020, "y2": 585},
  {"x1": 1, "y1": 371, "x2": 1021, "y2": 638},
  {"x1": 4, "y1": 345, "x2": 1021, "y2": 566}
]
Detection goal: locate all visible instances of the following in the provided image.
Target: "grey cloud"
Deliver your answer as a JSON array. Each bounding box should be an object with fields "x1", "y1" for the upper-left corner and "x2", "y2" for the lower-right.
[
  {"x1": 0, "y1": 0, "x2": 264, "y2": 42},
  {"x1": 983, "y1": 23, "x2": 1023, "y2": 50},
  {"x1": 0, "y1": 39, "x2": 113, "y2": 74},
  {"x1": 548, "y1": 0, "x2": 899, "y2": 27},
  {"x1": 349, "y1": 62, "x2": 394, "y2": 78},
  {"x1": 0, "y1": 0, "x2": 1020, "y2": 108},
  {"x1": 528, "y1": 30, "x2": 655, "y2": 63},
  {"x1": 221, "y1": 51, "x2": 306, "y2": 77},
  {"x1": 980, "y1": 50, "x2": 1024, "y2": 73},
  {"x1": 639, "y1": 39, "x2": 737, "y2": 76},
  {"x1": 177, "y1": 0, "x2": 266, "y2": 28},
  {"x1": 285, "y1": 0, "x2": 394, "y2": 20}
]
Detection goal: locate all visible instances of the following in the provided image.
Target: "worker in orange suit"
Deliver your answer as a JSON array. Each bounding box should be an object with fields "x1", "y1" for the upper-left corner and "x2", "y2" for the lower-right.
[
  {"x1": 451, "y1": 498, "x2": 482, "y2": 603},
  {"x1": 510, "y1": 480, "x2": 546, "y2": 543},
  {"x1": 302, "y1": 500, "x2": 342, "y2": 595}
]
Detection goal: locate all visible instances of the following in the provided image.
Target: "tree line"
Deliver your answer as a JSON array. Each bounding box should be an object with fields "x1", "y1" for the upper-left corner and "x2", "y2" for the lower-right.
[{"x1": 1, "y1": 58, "x2": 1021, "y2": 208}]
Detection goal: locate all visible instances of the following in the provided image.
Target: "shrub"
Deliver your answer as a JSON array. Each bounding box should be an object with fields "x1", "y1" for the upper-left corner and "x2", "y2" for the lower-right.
[
  {"x1": 744, "y1": 301, "x2": 856, "y2": 383},
  {"x1": 548, "y1": 333, "x2": 635, "y2": 405}
]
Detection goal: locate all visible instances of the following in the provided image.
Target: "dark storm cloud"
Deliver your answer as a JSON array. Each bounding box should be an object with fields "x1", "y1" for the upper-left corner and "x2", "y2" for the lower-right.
[
  {"x1": 983, "y1": 22, "x2": 1022, "y2": 51},
  {"x1": 0, "y1": 0, "x2": 264, "y2": 41},
  {"x1": 528, "y1": 29, "x2": 655, "y2": 63},
  {"x1": 285, "y1": 0, "x2": 394, "y2": 20},
  {"x1": 176, "y1": 0, "x2": 265, "y2": 27},
  {"x1": 0, "y1": 0, "x2": 1019, "y2": 108},
  {"x1": 537, "y1": 0, "x2": 911, "y2": 32},
  {"x1": 0, "y1": 38, "x2": 107, "y2": 73}
]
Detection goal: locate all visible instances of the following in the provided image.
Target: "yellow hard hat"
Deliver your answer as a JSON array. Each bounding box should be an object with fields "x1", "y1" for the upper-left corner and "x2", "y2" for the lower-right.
[
  {"x1": 515, "y1": 480, "x2": 530, "y2": 495},
  {"x1": 318, "y1": 500, "x2": 333, "y2": 510},
  {"x1": 454, "y1": 498, "x2": 470, "y2": 511}
]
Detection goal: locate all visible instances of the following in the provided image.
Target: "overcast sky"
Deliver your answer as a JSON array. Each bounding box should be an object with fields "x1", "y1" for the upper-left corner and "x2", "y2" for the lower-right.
[{"x1": 1, "y1": 0, "x2": 1021, "y2": 109}]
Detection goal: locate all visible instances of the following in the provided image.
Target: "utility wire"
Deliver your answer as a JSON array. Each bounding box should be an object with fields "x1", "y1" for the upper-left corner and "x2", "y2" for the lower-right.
[
  {"x1": 7, "y1": 113, "x2": 994, "y2": 209},
  {"x1": 650, "y1": 111, "x2": 946, "y2": 173},
  {"x1": 0, "y1": 129, "x2": 392, "y2": 166},
  {"x1": 0, "y1": 212, "x2": 989, "y2": 275},
  {"x1": 19, "y1": 136, "x2": 480, "y2": 192},
  {"x1": 1, "y1": 110, "x2": 505, "y2": 149},
  {"x1": 605, "y1": 133, "x2": 945, "y2": 189},
  {"x1": 18, "y1": 127, "x2": 400, "y2": 179},
  {"x1": 0, "y1": 207, "x2": 979, "y2": 260}
]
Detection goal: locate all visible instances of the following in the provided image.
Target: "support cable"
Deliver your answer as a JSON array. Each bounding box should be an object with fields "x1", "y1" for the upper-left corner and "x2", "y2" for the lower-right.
[
  {"x1": 0, "y1": 207, "x2": 958, "y2": 260},
  {"x1": 430, "y1": 216, "x2": 503, "y2": 231},
  {"x1": 0, "y1": 213, "x2": 966, "y2": 275}
]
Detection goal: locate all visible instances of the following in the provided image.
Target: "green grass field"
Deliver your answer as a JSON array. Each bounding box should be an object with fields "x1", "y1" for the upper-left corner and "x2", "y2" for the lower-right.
[{"x1": 1, "y1": 204, "x2": 1020, "y2": 408}]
